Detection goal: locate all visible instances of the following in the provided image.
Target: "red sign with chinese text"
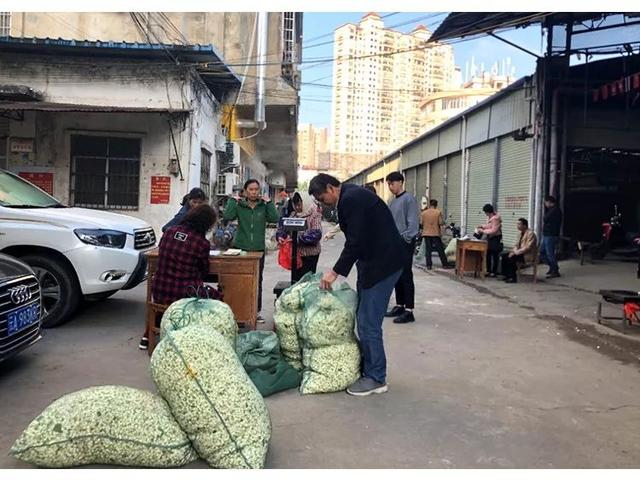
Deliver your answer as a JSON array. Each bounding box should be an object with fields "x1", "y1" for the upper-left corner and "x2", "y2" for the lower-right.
[
  {"x1": 19, "y1": 172, "x2": 54, "y2": 195},
  {"x1": 150, "y1": 176, "x2": 171, "y2": 204}
]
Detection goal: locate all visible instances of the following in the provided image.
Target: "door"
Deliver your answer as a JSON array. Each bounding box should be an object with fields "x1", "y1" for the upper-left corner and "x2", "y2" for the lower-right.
[
  {"x1": 497, "y1": 137, "x2": 533, "y2": 248},
  {"x1": 445, "y1": 153, "x2": 463, "y2": 227},
  {"x1": 466, "y1": 141, "x2": 497, "y2": 232}
]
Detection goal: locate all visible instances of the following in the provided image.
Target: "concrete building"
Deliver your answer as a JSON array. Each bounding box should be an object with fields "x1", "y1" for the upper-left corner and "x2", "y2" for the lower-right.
[
  {"x1": 0, "y1": 37, "x2": 239, "y2": 237},
  {"x1": 297, "y1": 123, "x2": 329, "y2": 170},
  {"x1": 330, "y1": 13, "x2": 455, "y2": 177},
  {"x1": 421, "y1": 70, "x2": 516, "y2": 131},
  {"x1": 5, "y1": 11, "x2": 302, "y2": 194}
]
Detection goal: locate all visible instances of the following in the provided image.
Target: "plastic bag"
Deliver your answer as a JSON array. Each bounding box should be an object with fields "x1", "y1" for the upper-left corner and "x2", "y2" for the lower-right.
[{"x1": 277, "y1": 239, "x2": 303, "y2": 271}]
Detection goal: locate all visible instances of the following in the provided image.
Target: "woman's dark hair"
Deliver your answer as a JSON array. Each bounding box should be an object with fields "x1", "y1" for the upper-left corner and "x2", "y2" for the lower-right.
[
  {"x1": 308, "y1": 174, "x2": 340, "y2": 196},
  {"x1": 180, "y1": 187, "x2": 207, "y2": 206},
  {"x1": 181, "y1": 204, "x2": 218, "y2": 235},
  {"x1": 291, "y1": 192, "x2": 303, "y2": 206},
  {"x1": 482, "y1": 203, "x2": 495, "y2": 214},
  {"x1": 244, "y1": 178, "x2": 260, "y2": 190}
]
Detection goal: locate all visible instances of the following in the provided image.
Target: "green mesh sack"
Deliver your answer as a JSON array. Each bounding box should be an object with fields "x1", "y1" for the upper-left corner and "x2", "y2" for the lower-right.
[
  {"x1": 10, "y1": 386, "x2": 197, "y2": 468},
  {"x1": 273, "y1": 309, "x2": 302, "y2": 370},
  {"x1": 300, "y1": 343, "x2": 361, "y2": 395},
  {"x1": 160, "y1": 297, "x2": 237, "y2": 346},
  {"x1": 277, "y1": 272, "x2": 319, "y2": 312},
  {"x1": 299, "y1": 283, "x2": 357, "y2": 348},
  {"x1": 151, "y1": 325, "x2": 271, "y2": 469}
]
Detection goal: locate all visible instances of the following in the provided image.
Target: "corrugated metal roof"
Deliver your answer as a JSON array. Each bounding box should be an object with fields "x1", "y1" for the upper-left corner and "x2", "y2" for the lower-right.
[
  {"x1": 430, "y1": 12, "x2": 611, "y2": 42},
  {"x1": 0, "y1": 36, "x2": 241, "y2": 97},
  {"x1": 0, "y1": 101, "x2": 189, "y2": 114}
]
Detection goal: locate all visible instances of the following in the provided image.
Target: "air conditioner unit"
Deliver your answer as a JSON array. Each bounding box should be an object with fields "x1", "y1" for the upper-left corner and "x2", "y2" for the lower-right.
[
  {"x1": 219, "y1": 141, "x2": 240, "y2": 167},
  {"x1": 217, "y1": 172, "x2": 240, "y2": 196}
]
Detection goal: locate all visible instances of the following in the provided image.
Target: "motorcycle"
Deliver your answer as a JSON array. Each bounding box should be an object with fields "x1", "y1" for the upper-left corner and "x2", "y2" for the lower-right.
[{"x1": 590, "y1": 205, "x2": 640, "y2": 260}]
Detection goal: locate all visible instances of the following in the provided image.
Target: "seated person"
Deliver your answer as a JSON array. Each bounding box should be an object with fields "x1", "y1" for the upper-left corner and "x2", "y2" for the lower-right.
[
  {"x1": 139, "y1": 204, "x2": 221, "y2": 350},
  {"x1": 500, "y1": 217, "x2": 538, "y2": 284}
]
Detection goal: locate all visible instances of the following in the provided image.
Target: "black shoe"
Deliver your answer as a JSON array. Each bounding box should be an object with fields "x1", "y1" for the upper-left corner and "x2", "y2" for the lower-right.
[
  {"x1": 441, "y1": 265, "x2": 453, "y2": 269},
  {"x1": 393, "y1": 311, "x2": 415, "y2": 324},
  {"x1": 426, "y1": 265, "x2": 433, "y2": 270},
  {"x1": 385, "y1": 306, "x2": 405, "y2": 317},
  {"x1": 505, "y1": 278, "x2": 517, "y2": 283},
  {"x1": 546, "y1": 272, "x2": 561, "y2": 279},
  {"x1": 138, "y1": 337, "x2": 149, "y2": 350},
  {"x1": 488, "y1": 272, "x2": 498, "y2": 278}
]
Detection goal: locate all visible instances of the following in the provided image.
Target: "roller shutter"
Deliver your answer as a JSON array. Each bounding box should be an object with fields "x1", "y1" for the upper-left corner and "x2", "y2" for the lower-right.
[
  {"x1": 403, "y1": 167, "x2": 417, "y2": 197},
  {"x1": 416, "y1": 164, "x2": 428, "y2": 203},
  {"x1": 445, "y1": 153, "x2": 462, "y2": 227},
  {"x1": 497, "y1": 137, "x2": 533, "y2": 248},
  {"x1": 466, "y1": 141, "x2": 497, "y2": 231},
  {"x1": 429, "y1": 158, "x2": 446, "y2": 207}
]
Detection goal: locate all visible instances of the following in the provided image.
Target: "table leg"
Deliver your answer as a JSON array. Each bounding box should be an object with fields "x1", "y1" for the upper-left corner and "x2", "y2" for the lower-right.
[
  {"x1": 460, "y1": 249, "x2": 466, "y2": 279},
  {"x1": 596, "y1": 302, "x2": 602, "y2": 324}
]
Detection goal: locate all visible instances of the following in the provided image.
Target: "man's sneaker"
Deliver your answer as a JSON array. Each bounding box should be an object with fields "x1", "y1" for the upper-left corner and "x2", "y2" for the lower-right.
[
  {"x1": 138, "y1": 337, "x2": 149, "y2": 350},
  {"x1": 393, "y1": 311, "x2": 415, "y2": 324},
  {"x1": 256, "y1": 313, "x2": 265, "y2": 324},
  {"x1": 546, "y1": 272, "x2": 561, "y2": 279},
  {"x1": 385, "y1": 305, "x2": 405, "y2": 317},
  {"x1": 346, "y1": 377, "x2": 388, "y2": 397}
]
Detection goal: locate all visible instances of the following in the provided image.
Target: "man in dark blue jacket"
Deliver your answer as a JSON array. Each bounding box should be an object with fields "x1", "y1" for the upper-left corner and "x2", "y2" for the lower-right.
[{"x1": 309, "y1": 174, "x2": 406, "y2": 396}]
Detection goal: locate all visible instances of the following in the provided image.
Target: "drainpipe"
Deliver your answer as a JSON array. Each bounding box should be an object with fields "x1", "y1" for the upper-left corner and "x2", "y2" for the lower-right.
[
  {"x1": 460, "y1": 114, "x2": 469, "y2": 235},
  {"x1": 235, "y1": 12, "x2": 268, "y2": 136}
]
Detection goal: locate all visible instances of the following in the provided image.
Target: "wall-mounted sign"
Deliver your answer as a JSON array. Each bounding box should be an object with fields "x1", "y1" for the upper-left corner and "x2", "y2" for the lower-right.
[
  {"x1": 592, "y1": 72, "x2": 640, "y2": 102},
  {"x1": 150, "y1": 176, "x2": 171, "y2": 204},
  {"x1": 19, "y1": 172, "x2": 54, "y2": 195},
  {"x1": 10, "y1": 138, "x2": 34, "y2": 153}
]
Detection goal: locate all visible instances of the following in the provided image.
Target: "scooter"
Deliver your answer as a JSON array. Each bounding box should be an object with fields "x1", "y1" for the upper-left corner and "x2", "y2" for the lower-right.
[
  {"x1": 446, "y1": 222, "x2": 462, "y2": 239},
  {"x1": 591, "y1": 205, "x2": 640, "y2": 260}
]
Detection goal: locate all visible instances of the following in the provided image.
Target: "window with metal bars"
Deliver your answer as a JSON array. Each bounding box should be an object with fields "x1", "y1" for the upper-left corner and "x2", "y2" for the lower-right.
[
  {"x1": 0, "y1": 12, "x2": 10, "y2": 36},
  {"x1": 200, "y1": 148, "x2": 212, "y2": 199},
  {"x1": 281, "y1": 12, "x2": 301, "y2": 87},
  {"x1": 70, "y1": 135, "x2": 141, "y2": 210}
]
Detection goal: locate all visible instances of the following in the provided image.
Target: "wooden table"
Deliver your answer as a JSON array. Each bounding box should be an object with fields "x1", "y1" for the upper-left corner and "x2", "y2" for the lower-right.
[
  {"x1": 144, "y1": 248, "x2": 262, "y2": 330},
  {"x1": 456, "y1": 239, "x2": 488, "y2": 279}
]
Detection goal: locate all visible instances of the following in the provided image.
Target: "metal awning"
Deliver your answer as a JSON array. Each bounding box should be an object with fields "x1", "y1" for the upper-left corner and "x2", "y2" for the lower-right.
[
  {"x1": 0, "y1": 101, "x2": 189, "y2": 114},
  {"x1": 429, "y1": 12, "x2": 611, "y2": 42}
]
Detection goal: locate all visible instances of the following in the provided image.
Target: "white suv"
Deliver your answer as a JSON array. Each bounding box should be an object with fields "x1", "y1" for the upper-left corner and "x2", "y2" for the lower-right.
[{"x1": 0, "y1": 169, "x2": 156, "y2": 327}]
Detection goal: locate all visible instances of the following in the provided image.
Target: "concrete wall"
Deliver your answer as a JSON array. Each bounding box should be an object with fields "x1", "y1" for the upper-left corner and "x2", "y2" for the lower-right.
[{"x1": 0, "y1": 55, "x2": 223, "y2": 237}]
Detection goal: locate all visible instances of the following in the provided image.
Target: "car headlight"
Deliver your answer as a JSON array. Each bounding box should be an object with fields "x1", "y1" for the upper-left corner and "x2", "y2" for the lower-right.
[{"x1": 74, "y1": 229, "x2": 127, "y2": 249}]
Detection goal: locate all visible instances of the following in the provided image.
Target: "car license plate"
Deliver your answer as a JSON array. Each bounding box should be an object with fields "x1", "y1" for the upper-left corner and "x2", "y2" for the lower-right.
[{"x1": 7, "y1": 303, "x2": 40, "y2": 336}]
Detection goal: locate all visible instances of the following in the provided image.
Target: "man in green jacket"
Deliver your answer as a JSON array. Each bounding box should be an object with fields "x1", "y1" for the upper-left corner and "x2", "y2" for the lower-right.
[{"x1": 223, "y1": 179, "x2": 279, "y2": 321}]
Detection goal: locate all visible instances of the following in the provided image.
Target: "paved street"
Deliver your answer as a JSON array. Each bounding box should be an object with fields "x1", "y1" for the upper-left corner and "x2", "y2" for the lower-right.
[{"x1": 2, "y1": 233, "x2": 640, "y2": 468}]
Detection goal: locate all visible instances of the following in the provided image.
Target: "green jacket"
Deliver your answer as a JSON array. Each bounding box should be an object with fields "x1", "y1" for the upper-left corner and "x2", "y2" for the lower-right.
[{"x1": 223, "y1": 197, "x2": 279, "y2": 251}]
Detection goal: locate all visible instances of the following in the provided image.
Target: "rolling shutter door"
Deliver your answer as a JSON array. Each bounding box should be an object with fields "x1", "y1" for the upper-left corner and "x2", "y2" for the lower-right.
[
  {"x1": 0, "y1": 118, "x2": 8, "y2": 169},
  {"x1": 429, "y1": 158, "x2": 446, "y2": 207},
  {"x1": 497, "y1": 137, "x2": 533, "y2": 248},
  {"x1": 416, "y1": 164, "x2": 428, "y2": 202},
  {"x1": 404, "y1": 167, "x2": 417, "y2": 197},
  {"x1": 445, "y1": 153, "x2": 462, "y2": 226},
  {"x1": 466, "y1": 141, "x2": 496, "y2": 231}
]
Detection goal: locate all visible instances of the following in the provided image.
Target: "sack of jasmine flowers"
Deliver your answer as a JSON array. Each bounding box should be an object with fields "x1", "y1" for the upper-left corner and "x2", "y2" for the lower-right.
[
  {"x1": 11, "y1": 385, "x2": 197, "y2": 468},
  {"x1": 151, "y1": 324, "x2": 271, "y2": 469}
]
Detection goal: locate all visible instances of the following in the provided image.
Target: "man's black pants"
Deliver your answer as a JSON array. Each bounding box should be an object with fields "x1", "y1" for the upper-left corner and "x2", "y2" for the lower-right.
[
  {"x1": 500, "y1": 253, "x2": 524, "y2": 280},
  {"x1": 424, "y1": 236, "x2": 449, "y2": 268},
  {"x1": 394, "y1": 239, "x2": 416, "y2": 309}
]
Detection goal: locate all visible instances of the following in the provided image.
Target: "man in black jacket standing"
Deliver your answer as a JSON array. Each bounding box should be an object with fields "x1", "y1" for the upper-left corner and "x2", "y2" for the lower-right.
[
  {"x1": 542, "y1": 195, "x2": 563, "y2": 278},
  {"x1": 309, "y1": 174, "x2": 406, "y2": 396}
]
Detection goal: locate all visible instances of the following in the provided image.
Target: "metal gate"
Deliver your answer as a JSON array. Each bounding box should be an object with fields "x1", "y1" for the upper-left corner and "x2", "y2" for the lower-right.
[
  {"x1": 416, "y1": 164, "x2": 428, "y2": 204},
  {"x1": 403, "y1": 167, "x2": 417, "y2": 198},
  {"x1": 497, "y1": 137, "x2": 533, "y2": 247},
  {"x1": 429, "y1": 158, "x2": 446, "y2": 208},
  {"x1": 445, "y1": 153, "x2": 462, "y2": 227},
  {"x1": 466, "y1": 141, "x2": 497, "y2": 231}
]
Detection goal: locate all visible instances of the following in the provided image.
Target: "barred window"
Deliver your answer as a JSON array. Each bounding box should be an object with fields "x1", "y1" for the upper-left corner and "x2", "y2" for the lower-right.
[
  {"x1": 200, "y1": 148, "x2": 212, "y2": 199},
  {"x1": 70, "y1": 135, "x2": 140, "y2": 210},
  {"x1": 0, "y1": 12, "x2": 10, "y2": 36}
]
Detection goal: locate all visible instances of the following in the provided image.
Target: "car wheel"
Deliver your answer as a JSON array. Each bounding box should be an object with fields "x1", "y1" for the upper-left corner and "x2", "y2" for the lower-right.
[
  {"x1": 84, "y1": 290, "x2": 118, "y2": 302},
  {"x1": 21, "y1": 254, "x2": 81, "y2": 328}
]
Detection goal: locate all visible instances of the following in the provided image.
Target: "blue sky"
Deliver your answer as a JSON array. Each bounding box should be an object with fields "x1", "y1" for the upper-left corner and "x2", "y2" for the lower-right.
[{"x1": 299, "y1": 12, "x2": 545, "y2": 129}]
